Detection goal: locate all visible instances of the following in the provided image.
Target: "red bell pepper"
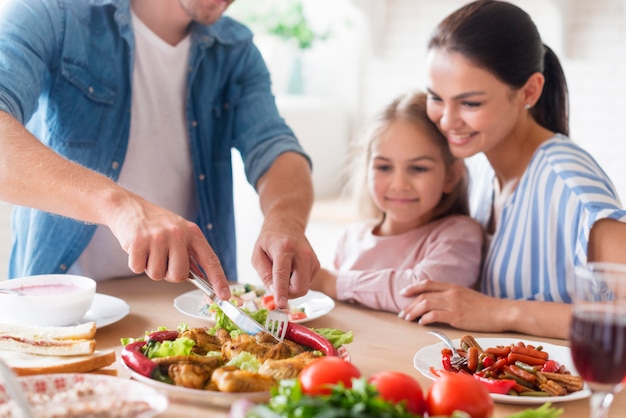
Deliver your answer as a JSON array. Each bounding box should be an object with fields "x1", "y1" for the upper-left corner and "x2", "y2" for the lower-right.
[{"x1": 473, "y1": 374, "x2": 516, "y2": 394}]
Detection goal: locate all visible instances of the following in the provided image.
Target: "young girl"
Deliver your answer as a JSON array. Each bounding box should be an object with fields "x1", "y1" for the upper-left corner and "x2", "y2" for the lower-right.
[{"x1": 310, "y1": 91, "x2": 483, "y2": 314}]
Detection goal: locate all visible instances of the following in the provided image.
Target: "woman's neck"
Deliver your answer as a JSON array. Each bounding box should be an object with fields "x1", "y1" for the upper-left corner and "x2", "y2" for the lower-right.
[{"x1": 487, "y1": 121, "x2": 554, "y2": 187}]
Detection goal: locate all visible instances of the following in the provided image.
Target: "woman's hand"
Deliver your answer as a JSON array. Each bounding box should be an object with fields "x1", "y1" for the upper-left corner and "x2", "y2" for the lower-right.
[
  {"x1": 398, "y1": 280, "x2": 513, "y2": 333},
  {"x1": 398, "y1": 279, "x2": 571, "y2": 338}
]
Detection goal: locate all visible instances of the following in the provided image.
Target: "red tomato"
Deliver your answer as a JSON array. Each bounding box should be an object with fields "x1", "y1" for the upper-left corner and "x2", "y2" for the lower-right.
[
  {"x1": 299, "y1": 357, "x2": 361, "y2": 396},
  {"x1": 289, "y1": 311, "x2": 307, "y2": 321},
  {"x1": 261, "y1": 294, "x2": 276, "y2": 311},
  {"x1": 368, "y1": 371, "x2": 426, "y2": 415},
  {"x1": 541, "y1": 360, "x2": 560, "y2": 373},
  {"x1": 427, "y1": 373, "x2": 494, "y2": 418}
]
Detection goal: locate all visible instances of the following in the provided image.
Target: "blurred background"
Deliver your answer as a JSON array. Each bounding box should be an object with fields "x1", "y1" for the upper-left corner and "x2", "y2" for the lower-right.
[{"x1": 1, "y1": 0, "x2": 625, "y2": 282}]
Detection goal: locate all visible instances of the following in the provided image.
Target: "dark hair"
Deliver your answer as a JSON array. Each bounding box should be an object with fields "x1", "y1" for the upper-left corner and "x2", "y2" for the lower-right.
[
  {"x1": 350, "y1": 91, "x2": 469, "y2": 221},
  {"x1": 428, "y1": 0, "x2": 569, "y2": 136}
]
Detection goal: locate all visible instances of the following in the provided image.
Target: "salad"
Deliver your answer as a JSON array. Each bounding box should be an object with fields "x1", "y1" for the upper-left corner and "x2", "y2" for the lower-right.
[{"x1": 200, "y1": 283, "x2": 308, "y2": 322}]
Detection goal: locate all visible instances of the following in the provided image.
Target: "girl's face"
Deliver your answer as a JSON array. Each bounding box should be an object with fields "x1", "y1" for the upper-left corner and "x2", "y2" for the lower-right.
[
  {"x1": 425, "y1": 49, "x2": 525, "y2": 159},
  {"x1": 368, "y1": 120, "x2": 456, "y2": 236}
]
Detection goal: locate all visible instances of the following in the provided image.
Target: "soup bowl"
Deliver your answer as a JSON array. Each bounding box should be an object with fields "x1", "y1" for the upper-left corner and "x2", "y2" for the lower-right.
[{"x1": 0, "y1": 274, "x2": 96, "y2": 326}]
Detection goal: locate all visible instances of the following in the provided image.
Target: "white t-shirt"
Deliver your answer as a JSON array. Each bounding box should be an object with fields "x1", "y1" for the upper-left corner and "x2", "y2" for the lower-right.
[{"x1": 69, "y1": 11, "x2": 196, "y2": 280}]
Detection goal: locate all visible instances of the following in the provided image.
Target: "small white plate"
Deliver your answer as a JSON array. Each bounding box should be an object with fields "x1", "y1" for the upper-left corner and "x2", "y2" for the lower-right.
[
  {"x1": 173, "y1": 289, "x2": 335, "y2": 324},
  {"x1": 78, "y1": 294, "x2": 130, "y2": 329},
  {"x1": 0, "y1": 373, "x2": 167, "y2": 417},
  {"x1": 413, "y1": 337, "x2": 591, "y2": 405}
]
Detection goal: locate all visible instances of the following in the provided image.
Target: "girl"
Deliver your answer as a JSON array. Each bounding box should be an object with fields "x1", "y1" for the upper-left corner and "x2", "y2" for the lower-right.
[
  {"x1": 310, "y1": 91, "x2": 483, "y2": 314},
  {"x1": 400, "y1": 0, "x2": 626, "y2": 338}
]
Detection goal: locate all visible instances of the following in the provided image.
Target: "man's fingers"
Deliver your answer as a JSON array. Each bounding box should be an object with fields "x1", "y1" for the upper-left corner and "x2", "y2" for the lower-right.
[
  {"x1": 271, "y1": 253, "x2": 292, "y2": 309},
  {"x1": 191, "y1": 249, "x2": 230, "y2": 300}
]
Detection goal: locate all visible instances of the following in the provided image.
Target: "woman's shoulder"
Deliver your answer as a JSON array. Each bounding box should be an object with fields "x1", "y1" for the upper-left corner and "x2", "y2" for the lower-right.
[
  {"x1": 538, "y1": 134, "x2": 603, "y2": 173},
  {"x1": 532, "y1": 134, "x2": 619, "y2": 197}
]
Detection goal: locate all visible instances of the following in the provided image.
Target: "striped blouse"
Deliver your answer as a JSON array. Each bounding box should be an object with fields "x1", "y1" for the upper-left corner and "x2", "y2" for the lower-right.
[{"x1": 466, "y1": 134, "x2": 626, "y2": 303}]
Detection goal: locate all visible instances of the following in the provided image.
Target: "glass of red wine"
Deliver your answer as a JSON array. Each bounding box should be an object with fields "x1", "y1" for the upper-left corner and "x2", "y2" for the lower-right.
[{"x1": 570, "y1": 262, "x2": 626, "y2": 418}]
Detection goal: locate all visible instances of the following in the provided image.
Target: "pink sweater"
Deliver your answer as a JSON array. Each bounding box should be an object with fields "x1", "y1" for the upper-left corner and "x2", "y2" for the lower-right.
[{"x1": 334, "y1": 215, "x2": 483, "y2": 313}]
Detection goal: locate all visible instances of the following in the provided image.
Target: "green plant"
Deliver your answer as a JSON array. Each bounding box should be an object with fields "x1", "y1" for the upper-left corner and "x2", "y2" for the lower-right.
[{"x1": 235, "y1": 0, "x2": 328, "y2": 50}]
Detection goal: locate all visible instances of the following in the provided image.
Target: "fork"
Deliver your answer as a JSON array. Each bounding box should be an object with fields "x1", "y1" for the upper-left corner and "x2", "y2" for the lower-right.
[
  {"x1": 265, "y1": 308, "x2": 289, "y2": 341},
  {"x1": 427, "y1": 331, "x2": 468, "y2": 368}
]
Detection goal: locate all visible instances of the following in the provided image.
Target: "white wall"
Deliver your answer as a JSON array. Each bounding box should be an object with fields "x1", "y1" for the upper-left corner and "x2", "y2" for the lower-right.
[{"x1": 354, "y1": 0, "x2": 626, "y2": 199}]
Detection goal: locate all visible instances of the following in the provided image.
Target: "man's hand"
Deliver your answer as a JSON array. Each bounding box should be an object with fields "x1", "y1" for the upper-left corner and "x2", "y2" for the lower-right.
[
  {"x1": 252, "y1": 152, "x2": 319, "y2": 310},
  {"x1": 107, "y1": 192, "x2": 231, "y2": 299},
  {"x1": 251, "y1": 216, "x2": 320, "y2": 309}
]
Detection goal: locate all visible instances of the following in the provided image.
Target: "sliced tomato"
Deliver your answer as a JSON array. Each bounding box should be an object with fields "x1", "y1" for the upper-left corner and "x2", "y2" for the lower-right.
[
  {"x1": 261, "y1": 294, "x2": 276, "y2": 311},
  {"x1": 289, "y1": 311, "x2": 307, "y2": 321},
  {"x1": 540, "y1": 360, "x2": 560, "y2": 373}
]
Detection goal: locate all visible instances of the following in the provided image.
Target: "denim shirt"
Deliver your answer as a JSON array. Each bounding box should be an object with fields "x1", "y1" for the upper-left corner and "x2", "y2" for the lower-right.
[{"x1": 0, "y1": 0, "x2": 309, "y2": 281}]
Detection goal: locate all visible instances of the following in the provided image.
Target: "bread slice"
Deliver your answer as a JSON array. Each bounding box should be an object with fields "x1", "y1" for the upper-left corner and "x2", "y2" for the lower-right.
[
  {"x1": 0, "y1": 321, "x2": 96, "y2": 341},
  {"x1": 0, "y1": 321, "x2": 97, "y2": 356},
  {"x1": 0, "y1": 349, "x2": 116, "y2": 376}
]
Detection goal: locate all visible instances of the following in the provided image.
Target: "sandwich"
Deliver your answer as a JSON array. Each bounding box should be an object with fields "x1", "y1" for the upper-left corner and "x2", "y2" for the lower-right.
[
  {"x1": 0, "y1": 321, "x2": 97, "y2": 356},
  {"x1": 0, "y1": 321, "x2": 117, "y2": 376}
]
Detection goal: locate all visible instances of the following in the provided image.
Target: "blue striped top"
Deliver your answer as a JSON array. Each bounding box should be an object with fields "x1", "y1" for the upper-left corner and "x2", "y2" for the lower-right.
[{"x1": 466, "y1": 134, "x2": 626, "y2": 303}]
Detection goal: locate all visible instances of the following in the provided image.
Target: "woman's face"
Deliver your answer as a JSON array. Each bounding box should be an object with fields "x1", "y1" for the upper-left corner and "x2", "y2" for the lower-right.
[
  {"x1": 368, "y1": 120, "x2": 455, "y2": 236},
  {"x1": 425, "y1": 49, "x2": 525, "y2": 159}
]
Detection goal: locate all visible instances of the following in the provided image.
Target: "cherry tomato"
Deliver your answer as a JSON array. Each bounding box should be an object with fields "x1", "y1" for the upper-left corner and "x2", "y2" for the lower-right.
[
  {"x1": 427, "y1": 373, "x2": 494, "y2": 418},
  {"x1": 299, "y1": 357, "x2": 361, "y2": 396},
  {"x1": 368, "y1": 371, "x2": 426, "y2": 415}
]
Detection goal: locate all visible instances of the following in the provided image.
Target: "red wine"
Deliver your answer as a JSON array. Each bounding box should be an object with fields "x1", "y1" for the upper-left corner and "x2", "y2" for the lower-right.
[{"x1": 569, "y1": 306, "x2": 626, "y2": 385}]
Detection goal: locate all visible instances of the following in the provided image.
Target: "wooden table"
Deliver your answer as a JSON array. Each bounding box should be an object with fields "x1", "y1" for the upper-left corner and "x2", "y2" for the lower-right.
[{"x1": 95, "y1": 276, "x2": 625, "y2": 417}]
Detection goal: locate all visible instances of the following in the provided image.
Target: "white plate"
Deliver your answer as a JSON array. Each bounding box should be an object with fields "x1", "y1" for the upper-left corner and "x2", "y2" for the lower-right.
[
  {"x1": 173, "y1": 289, "x2": 335, "y2": 324},
  {"x1": 0, "y1": 373, "x2": 167, "y2": 417},
  {"x1": 78, "y1": 293, "x2": 130, "y2": 329},
  {"x1": 120, "y1": 345, "x2": 350, "y2": 408},
  {"x1": 413, "y1": 337, "x2": 591, "y2": 405},
  {"x1": 122, "y1": 359, "x2": 271, "y2": 408}
]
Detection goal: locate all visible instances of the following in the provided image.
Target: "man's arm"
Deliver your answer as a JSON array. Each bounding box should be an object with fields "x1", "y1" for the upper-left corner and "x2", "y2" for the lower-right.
[
  {"x1": 0, "y1": 111, "x2": 231, "y2": 296},
  {"x1": 251, "y1": 152, "x2": 320, "y2": 308}
]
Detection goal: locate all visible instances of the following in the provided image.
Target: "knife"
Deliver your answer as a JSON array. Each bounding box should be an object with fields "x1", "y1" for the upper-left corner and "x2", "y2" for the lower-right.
[{"x1": 187, "y1": 262, "x2": 278, "y2": 341}]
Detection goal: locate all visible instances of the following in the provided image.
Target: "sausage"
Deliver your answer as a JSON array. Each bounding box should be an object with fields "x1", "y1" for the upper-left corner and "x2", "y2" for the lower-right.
[
  {"x1": 284, "y1": 322, "x2": 338, "y2": 357},
  {"x1": 121, "y1": 329, "x2": 180, "y2": 378},
  {"x1": 121, "y1": 340, "x2": 157, "y2": 378}
]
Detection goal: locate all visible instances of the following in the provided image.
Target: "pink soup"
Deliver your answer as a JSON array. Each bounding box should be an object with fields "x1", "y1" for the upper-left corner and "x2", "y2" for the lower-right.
[{"x1": 14, "y1": 284, "x2": 81, "y2": 296}]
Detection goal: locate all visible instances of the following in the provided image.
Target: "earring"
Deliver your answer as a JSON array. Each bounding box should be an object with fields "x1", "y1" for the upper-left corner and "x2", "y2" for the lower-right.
[{"x1": 525, "y1": 103, "x2": 531, "y2": 110}]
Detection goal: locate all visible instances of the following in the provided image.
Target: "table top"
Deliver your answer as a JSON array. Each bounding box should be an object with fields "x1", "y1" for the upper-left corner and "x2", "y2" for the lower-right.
[{"x1": 95, "y1": 276, "x2": 625, "y2": 418}]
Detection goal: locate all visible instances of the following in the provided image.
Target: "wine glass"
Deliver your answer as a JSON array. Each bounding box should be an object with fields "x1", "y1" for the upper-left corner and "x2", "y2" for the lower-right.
[{"x1": 570, "y1": 262, "x2": 626, "y2": 418}]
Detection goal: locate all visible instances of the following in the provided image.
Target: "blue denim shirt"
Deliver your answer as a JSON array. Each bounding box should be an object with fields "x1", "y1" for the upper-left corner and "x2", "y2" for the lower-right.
[{"x1": 0, "y1": 0, "x2": 309, "y2": 281}]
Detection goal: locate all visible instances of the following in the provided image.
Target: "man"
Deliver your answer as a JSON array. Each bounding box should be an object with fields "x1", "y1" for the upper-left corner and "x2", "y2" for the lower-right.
[{"x1": 0, "y1": 0, "x2": 319, "y2": 308}]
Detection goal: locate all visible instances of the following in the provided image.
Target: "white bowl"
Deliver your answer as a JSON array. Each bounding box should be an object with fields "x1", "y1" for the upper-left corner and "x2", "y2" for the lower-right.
[{"x1": 0, "y1": 274, "x2": 96, "y2": 326}]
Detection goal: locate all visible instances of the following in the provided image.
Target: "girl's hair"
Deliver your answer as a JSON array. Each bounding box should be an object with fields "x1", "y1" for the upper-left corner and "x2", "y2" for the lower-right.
[
  {"x1": 348, "y1": 91, "x2": 469, "y2": 221},
  {"x1": 428, "y1": 0, "x2": 569, "y2": 136}
]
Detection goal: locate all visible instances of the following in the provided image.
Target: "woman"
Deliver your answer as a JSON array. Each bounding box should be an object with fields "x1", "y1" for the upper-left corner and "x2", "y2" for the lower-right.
[{"x1": 399, "y1": 0, "x2": 626, "y2": 338}]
